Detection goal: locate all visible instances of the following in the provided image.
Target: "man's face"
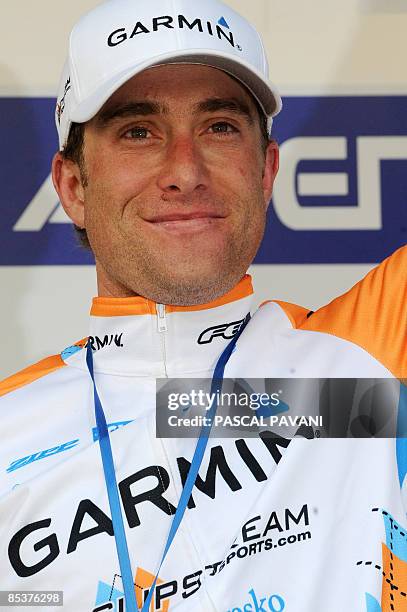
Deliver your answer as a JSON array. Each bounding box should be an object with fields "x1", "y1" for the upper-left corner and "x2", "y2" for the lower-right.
[{"x1": 59, "y1": 64, "x2": 278, "y2": 305}]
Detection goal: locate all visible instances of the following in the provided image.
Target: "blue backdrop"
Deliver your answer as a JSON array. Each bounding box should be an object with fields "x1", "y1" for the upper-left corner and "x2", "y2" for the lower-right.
[{"x1": 1, "y1": 96, "x2": 406, "y2": 265}]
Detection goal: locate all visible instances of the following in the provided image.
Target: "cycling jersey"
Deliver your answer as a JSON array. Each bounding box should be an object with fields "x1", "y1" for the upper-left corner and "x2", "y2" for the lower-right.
[{"x1": 0, "y1": 246, "x2": 406, "y2": 612}]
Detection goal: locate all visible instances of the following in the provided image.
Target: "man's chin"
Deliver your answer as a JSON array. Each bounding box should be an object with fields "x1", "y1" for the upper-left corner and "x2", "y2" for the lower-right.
[{"x1": 141, "y1": 266, "x2": 245, "y2": 306}]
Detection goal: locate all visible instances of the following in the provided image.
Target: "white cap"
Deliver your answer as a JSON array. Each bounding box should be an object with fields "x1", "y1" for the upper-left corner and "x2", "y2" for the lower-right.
[{"x1": 55, "y1": 0, "x2": 282, "y2": 150}]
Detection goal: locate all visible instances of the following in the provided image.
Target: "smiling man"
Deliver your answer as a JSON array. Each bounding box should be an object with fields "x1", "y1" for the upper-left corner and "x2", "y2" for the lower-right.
[
  {"x1": 0, "y1": 0, "x2": 406, "y2": 611},
  {"x1": 54, "y1": 64, "x2": 278, "y2": 305}
]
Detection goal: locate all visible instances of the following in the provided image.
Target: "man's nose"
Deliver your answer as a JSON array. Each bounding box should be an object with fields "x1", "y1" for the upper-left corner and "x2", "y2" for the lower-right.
[{"x1": 156, "y1": 135, "x2": 208, "y2": 196}]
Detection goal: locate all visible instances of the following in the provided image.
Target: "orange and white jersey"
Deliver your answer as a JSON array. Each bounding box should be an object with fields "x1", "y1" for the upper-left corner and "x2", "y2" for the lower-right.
[{"x1": 0, "y1": 246, "x2": 406, "y2": 612}]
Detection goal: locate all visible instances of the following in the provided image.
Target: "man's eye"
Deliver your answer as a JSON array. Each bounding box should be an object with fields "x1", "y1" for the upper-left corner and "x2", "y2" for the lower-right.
[
  {"x1": 209, "y1": 122, "x2": 238, "y2": 135},
  {"x1": 124, "y1": 127, "x2": 150, "y2": 139}
]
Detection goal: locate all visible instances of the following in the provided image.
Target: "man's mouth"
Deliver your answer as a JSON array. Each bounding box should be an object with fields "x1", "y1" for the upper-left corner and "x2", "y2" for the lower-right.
[
  {"x1": 144, "y1": 211, "x2": 226, "y2": 232},
  {"x1": 147, "y1": 212, "x2": 225, "y2": 223}
]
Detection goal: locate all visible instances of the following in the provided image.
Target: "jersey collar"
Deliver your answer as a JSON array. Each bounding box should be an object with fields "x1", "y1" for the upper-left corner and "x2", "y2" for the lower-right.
[{"x1": 63, "y1": 275, "x2": 254, "y2": 377}]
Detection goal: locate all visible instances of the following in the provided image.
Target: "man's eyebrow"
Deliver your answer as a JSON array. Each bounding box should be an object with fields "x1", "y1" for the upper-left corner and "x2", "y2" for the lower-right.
[
  {"x1": 194, "y1": 98, "x2": 255, "y2": 124},
  {"x1": 94, "y1": 98, "x2": 256, "y2": 127},
  {"x1": 95, "y1": 101, "x2": 168, "y2": 126}
]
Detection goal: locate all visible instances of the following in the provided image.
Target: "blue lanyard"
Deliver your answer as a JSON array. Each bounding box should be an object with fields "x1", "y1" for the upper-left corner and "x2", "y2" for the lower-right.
[{"x1": 86, "y1": 316, "x2": 248, "y2": 612}]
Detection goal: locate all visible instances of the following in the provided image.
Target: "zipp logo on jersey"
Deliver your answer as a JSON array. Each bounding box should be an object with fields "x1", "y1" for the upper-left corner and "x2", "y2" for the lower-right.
[
  {"x1": 6, "y1": 421, "x2": 134, "y2": 473},
  {"x1": 8, "y1": 432, "x2": 294, "y2": 577},
  {"x1": 198, "y1": 313, "x2": 250, "y2": 344},
  {"x1": 6, "y1": 439, "x2": 79, "y2": 473},
  {"x1": 107, "y1": 15, "x2": 240, "y2": 50}
]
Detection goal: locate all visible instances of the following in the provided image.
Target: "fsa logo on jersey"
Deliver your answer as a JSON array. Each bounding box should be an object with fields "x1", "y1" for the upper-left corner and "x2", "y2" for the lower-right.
[{"x1": 198, "y1": 313, "x2": 250, "y2": 344}]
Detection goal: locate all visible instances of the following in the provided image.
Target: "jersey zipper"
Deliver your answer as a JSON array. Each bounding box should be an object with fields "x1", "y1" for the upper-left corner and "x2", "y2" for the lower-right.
[{"x1": 156, "y1": 303, "x2": 169, "y2": 377}]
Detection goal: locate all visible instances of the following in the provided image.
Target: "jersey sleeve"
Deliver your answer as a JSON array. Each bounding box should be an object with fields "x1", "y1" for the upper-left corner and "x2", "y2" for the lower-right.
[{"x1": 301, "y1": 245, "x2": 407, "y2": 378}]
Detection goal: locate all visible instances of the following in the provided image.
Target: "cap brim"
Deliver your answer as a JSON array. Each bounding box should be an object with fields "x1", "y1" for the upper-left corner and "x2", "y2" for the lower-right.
[{"x1": 70, "y1": 48, "x2": 282, "y2": 124}]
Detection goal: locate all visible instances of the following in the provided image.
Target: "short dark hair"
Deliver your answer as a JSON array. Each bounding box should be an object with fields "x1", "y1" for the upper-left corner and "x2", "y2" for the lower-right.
[{"x1": 61, "y1": 101, "x2": 270, "y2": 251}]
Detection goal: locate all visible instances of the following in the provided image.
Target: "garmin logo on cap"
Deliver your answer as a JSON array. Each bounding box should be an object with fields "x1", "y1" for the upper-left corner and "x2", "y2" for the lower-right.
[{"x1": 107, "y1": 14, "x2": 241, "y2": 51}]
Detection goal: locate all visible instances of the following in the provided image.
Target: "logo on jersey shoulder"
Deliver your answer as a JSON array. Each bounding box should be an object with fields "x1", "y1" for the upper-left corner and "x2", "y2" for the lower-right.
[
  {"x1": 87, "y1": 333, "x2": 124, "y2": 352},
  {"x1": 107, "y1": 15, "x2": 241, "y2": 51},
  {"x1": 198, "y1": 313, "x2": 250, "y2": 344}
]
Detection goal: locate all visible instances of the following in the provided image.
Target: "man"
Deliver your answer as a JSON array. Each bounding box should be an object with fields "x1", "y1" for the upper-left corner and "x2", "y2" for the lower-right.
[{"x1": 0, "y1": 0, "x2": 405, "y2": 611}]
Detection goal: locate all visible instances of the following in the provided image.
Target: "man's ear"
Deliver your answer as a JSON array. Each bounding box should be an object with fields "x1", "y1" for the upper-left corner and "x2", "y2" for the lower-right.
[
  {"x1": 262, "y1": 140, "x2": 279, "y2": 209},
  {"x1": 51, "y1": 152, "x2": 86, "y2": 228}
]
